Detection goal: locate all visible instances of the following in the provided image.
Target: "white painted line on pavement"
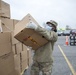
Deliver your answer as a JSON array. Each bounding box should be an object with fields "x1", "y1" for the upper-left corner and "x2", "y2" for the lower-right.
[{"x1": 58, "y1": 45, "x2": 76, "y2": 75}]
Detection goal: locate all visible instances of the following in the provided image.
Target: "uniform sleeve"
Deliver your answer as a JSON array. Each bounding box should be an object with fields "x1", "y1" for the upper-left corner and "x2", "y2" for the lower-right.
[{"x1": 35, "y1": 26, "x2": 58, "y2": 42}]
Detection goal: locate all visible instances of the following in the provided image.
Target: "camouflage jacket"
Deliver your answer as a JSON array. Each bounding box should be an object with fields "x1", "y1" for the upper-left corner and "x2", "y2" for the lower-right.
[{"x1": 33, "y1": 26, "x2": 58, "y2": 63}]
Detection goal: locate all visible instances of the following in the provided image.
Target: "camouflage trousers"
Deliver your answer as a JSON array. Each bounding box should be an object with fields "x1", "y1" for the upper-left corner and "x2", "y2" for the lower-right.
[{"x1": 30, "y1": 61, "x2": 53, "y2": 75}]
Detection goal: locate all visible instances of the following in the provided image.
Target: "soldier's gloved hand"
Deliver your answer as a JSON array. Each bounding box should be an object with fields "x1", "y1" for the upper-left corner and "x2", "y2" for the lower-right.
[{"x1": 25, "y1": 22, "x2": 38, "y2": 30}]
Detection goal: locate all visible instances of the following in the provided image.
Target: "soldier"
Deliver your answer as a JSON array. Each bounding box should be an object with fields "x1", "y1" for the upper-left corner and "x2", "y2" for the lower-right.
[{"x1": 26, "y1": 20, "x2": 58, "y2": 75}]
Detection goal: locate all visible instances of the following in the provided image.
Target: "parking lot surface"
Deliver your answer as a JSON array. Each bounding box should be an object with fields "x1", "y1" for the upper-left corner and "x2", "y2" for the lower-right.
[{"x1": 24, "y1": 36, "x2": 76, "y2": 75}]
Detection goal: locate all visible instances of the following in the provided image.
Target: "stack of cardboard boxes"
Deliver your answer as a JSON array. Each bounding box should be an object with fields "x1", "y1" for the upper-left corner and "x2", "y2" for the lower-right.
[
  {"x1": 0, "y1": 0, "x2": 32, "y2": 75},
  {"x1": 0, "y1": 0, "x2": 10, "y2": 18},
  {"x1": 0, "y1": 32, "x2": 15, "y2": 75},
  {"x1": 0, "y1": 0, "x2": 48, "y2": 75}
]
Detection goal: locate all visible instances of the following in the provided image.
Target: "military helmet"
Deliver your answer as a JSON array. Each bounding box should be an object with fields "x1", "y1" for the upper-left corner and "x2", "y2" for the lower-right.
[{"x1": 46, "y1": 20, "x2": 58, "y2": 27}]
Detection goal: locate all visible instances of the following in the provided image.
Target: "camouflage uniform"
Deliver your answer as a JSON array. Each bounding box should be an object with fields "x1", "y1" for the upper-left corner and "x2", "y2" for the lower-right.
[
  {"x1": 31, "y1": 61, "x2": 52, "y2": 75},
  {"x1": 30, "y1": 20, "x2": 58, "y2": 75}
]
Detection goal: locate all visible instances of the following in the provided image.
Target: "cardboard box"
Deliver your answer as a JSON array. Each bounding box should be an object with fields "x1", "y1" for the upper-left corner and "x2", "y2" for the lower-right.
[
  {"x1": 23, "y1": 44, "x2": 27, "y2": 51},
  {"x1": 27, "y1": 49, "x2": 33, "y2": 66},
  {"x1": 14, "y1": 14, "x2": 39, "y2": 36},
  {"x1": 1, "y1": 17, "x2": 14, "y2": 31},
  {"x1": 0, "y1": 32, "x2": 11, "y2": 44},
  {"x1": 0, "y1": 18, "x2": 19, "y2": 32},
  {"x1": 8, "y1": 69, "x2": 20, "y2": 75},
  {"x1": 14, "y1": 14, "x2": 48, "y2": 50},
  {"x1": 16, "y1": 43, "x2": 22, "y2": 54},
  {"x1": 13, "y1": 19, "x2": 20, "y2": 31},
  {"x1": 14, "y1": 54, "x2": 21, "y2": 75},
  {"x1": 13, "y1": 19, "x2": 20, "y2": 26},
  {"x1": 0, "y1": 43, "x2": 12, "y2": 56},
  {"x1": 14, "y1": 53, "x2": 28, "y2": 74},
  {"x1": 20, "y1": 46, "x2": 28, "y2": 72},
  {"x1": 0, "y1": 19, "x2": 2, "y2": 32},
  {"x1": 0, "y1": 52, "x2": 15, "y2": 75},
  {"x1": 11, "y1": 32, "x2": 19, "y2": 44},
  {"x1": 0, "y1": 0, "x2": 1, "y2": 8},
  {"x1": 12, "y1": 42, "x2": 23, "y2": 55},
  {"x1": 12, "y1": 44, "x2": 16, "y2": 55},
  {"x1": 0, "y1": 0, "x2": 10, "y2": 18},
  {"x1": 21, "y1": 60, "x2": 28, "y2": 72},
  {"x1": 0, "y1": 32, "x2": 12, "y2": 56},
  {"x1": 1, "y1": 23, "x2": 11, "y2": 32},
  {"x1": 20, "y1": 50, "x2": 27, "y2": 62}
]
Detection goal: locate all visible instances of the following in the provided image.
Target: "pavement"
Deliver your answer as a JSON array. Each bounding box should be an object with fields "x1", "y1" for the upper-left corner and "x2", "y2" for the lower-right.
[{"x1": 24, "y1": 36, "x2": 76, "y2": 75}]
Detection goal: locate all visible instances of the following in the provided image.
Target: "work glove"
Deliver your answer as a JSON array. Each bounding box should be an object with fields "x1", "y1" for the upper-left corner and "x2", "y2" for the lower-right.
[{"x1": 25, "y1": 22, "x2": 38, "y2": 30}]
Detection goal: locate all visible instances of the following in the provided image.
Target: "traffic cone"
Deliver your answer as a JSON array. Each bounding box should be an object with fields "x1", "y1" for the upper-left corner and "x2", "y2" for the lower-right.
[{"x1": 65, "y1": 36, "x2": 69, "y2": 45}]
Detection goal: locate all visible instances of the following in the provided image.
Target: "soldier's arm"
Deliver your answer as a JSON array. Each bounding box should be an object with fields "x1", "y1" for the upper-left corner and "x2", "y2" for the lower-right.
[{"x1": 35, "y1": 26, "x2": 58, "y2": 42}]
